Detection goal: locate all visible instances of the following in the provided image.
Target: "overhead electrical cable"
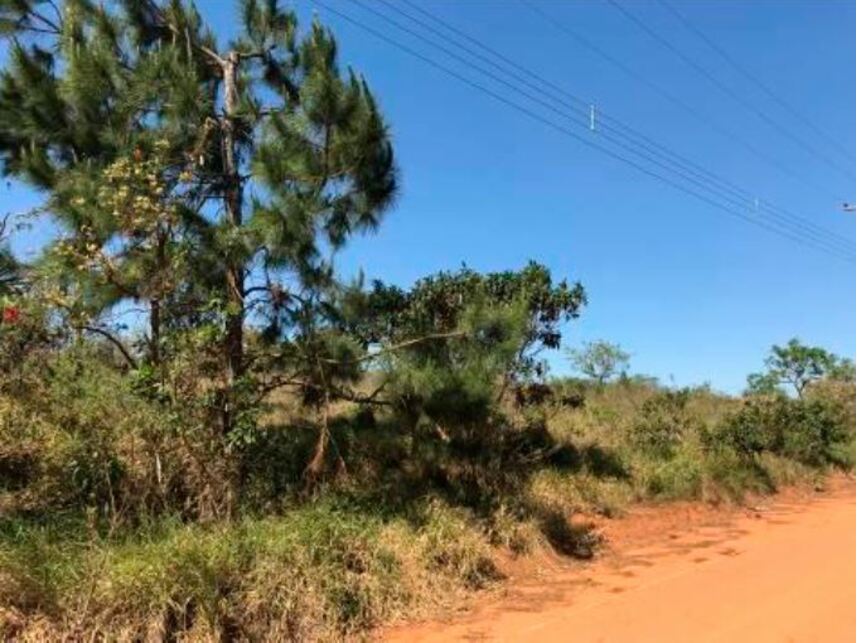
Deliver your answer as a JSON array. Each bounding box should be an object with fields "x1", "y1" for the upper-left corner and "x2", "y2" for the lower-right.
[
  {"x1": 656, "y1": 0, "x2": 853, "y2": 163},
  {"x1": 519, "y1": 0, "x2": 848, "y2": 203},
  {"x1": 312, "y1": 0, "x2": 853, "y2": 262},
  {"x1": 352, "y1": 0, "x2": 852, "y2": 255},
  {"x1": 604, "y1": 0, "x2": 853, "y2": 179},
  {"x1": 390, "y1": 0, "x2": 852, "y2": 252}
]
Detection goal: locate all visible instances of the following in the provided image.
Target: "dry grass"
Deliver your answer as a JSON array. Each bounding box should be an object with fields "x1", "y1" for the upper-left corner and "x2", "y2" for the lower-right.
[{"x1": 1, "y1": 378, "x2": 850, "y2": 641}]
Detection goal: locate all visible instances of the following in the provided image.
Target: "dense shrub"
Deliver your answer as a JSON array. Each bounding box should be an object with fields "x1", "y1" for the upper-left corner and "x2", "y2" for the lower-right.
[
  {"x1": 702, "y1": 448, "x2": 774, "y2": 501},
  {"x1": 711, "y1": 394, "x2": 853, "y2": 467},
  {"x1": 0, "y1": 345, "x2": 163, "y2": 515},
  {"x1": 643, "y1": 450, "x2": 704, "y2": 499},
  {"x1": 631, "y1": 388, "x2": 698, "y2": 457}
]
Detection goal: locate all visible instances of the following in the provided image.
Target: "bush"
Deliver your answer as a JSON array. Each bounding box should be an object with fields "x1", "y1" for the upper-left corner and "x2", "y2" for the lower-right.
[
  {"x1": 0, "y1": 346, "x2": 163, "y2": 515},
  {"x1": 631, "y1": 389, "x2": 697, "y2": 457},
  {"x1": 712, "y1": 394, "x2": 852, "y2": 467},
  {"x1": 702, "y1": 448, "x2": 773, "y2": 501},
  {"x1": 643, "y1": 450, "x2": 703, "y2": 500},
  {"x1": 0, "y1": 500, "x2": 508, "y2": 641}
]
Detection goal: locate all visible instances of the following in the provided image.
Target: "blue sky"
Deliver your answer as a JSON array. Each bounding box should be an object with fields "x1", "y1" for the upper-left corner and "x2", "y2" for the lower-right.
[{"x1": 3, "y1": 0, "x2": 855, "y2": 393}]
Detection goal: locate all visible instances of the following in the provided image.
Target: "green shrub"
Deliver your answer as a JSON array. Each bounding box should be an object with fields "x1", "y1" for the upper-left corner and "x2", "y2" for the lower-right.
[
  {"x1": 702, "y1": 448, "x2": 773, "y2": 501},
  {"x1": 780, "y1": 399, "x2": 848, "y2": 466},
  {"x1": 643, "y1": 451, "x2": 704, "y2": 500},
  {"x1": 0, "y1": 346, "x2": 163, "y2": 514},
  {"x1": 712, "y1": 395, "x2": 852, "y2": 467},
  {"x1": 825, "y1": 439, "x2": 856, "y2": 470},
  {"x1": 631, "y1": 389, "x2": 697, "y2": 457}
]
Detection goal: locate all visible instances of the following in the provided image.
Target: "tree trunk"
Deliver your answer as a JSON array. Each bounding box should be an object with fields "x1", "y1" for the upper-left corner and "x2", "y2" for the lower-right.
[
  {"x1": 150, "y1": 297, "x2": 161, "y2": 365},
  {"x1": 221, "y1": 50, "x2": 245, "y2": 435},
  {"x1": 150, "y1": 227, "x2": 166, "y2": 368}
]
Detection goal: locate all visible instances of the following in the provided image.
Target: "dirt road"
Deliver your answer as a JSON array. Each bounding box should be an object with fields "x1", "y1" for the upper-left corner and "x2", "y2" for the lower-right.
[{"x1": 386, "y1": 484, "x2": 855, "y2": 642}]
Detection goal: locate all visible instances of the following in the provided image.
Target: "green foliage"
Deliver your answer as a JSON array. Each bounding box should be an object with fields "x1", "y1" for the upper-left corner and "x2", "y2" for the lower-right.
[
  {"x1": 0, "y1": 0, "x2": 397, "y2": 464},
  {"x1": 828, "y1": 358, "x2": 856, "y2": 384},
  {"x1": 745, "y1": 371, "x2": 782, "y2": 396},
  {"x1": 643, "y1": 449, "x2": 703, "y2": 500},
  {"x1": 0, "y1": 344, "x2": 161, "y2": 513},
  {"x1": 0, "y1": 214, "x2": 19, "y2": 297},
  {"x1": 566, "y1": 340, "x2": 630, "y2": 385},
  {"x1": 746, "y1": 338, "x2": 850, "y2": 398},
  {"x1": 349, "y1": 261, "x2": 586, "y2": 379},
  {"x1": 0, "y1": 332, "x2": 853, "y2": 639},
  {"x1": 0, "y1": 3, "x2": 854, "y2": 640},
  {"x1": 384, "y1": 298, "x2": 529, "y2": 431},
  {"x1": 631, "y1": 388, "x2": 697, "y2": 457},
  {"x1": 701, "y1": 448, "x2": 774, "y2": 501},
  {"x1": 711, "y1": 394, "x2": 853, "y2": 467}
]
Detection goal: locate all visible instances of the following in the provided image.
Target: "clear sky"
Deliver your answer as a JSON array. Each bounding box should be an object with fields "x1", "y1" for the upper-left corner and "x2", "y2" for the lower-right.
[{"x1": 3, "y1": 0, "x2": 855, "y2": 393}]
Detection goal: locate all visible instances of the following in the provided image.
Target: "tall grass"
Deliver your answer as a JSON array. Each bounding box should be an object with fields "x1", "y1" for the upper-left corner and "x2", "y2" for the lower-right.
[
  {"x1": 1, "y1": 374, "x2": 852, "y2": 640},
  {"x1": 0, "y1": 499, "x2": 505, "y2": 641}
]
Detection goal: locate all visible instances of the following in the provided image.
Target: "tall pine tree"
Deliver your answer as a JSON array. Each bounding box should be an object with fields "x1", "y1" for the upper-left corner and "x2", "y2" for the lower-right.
[{"x1": 0, "y1": 0, "x2": 397, "y2": 434}]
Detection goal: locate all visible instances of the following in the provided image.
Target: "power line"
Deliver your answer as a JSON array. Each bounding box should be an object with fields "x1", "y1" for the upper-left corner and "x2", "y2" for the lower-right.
[
  {"x1": 312, "y1": 0, "x2": 853, "y2": 262},
  {"x1": 519, "y1": 0, "x2": 846, "y2": 204},
  {"x1": 391, "y1": 0, "x2": 852, "y2": 252},
  {"x1": 336, "y1": 0, "x2": 853, "y2": 260},
  {"x1": 350, "y1": 0, "x2": 852, "y2": 255},
  {"x1": 656, "y1": 0, "x2": 853, "y2": 163},
  {"x1": 604, "y1": 0, "x2": 853, "y2": 179}
]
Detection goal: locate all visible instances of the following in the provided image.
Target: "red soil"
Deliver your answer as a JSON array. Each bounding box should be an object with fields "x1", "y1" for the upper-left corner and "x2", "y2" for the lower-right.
[{"x1": 384, "y1": 476, "x2": 856, "y2": 642}]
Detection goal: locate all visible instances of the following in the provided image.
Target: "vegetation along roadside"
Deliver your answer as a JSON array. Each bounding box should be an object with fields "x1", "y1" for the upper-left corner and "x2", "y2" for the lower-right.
[{"x1": 0, "y1": 1, "x2": 853, "y2": 640}]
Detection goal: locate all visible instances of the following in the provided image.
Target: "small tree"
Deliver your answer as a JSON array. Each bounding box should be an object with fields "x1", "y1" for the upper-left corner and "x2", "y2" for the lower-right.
[
  {"x1": 566, "y1": 340, "x2": 630, "y2": 385},
  {"x1": 337, "y1": 262, "x2": 586, "y2": 435},
  {"x1": 747, "y1": 338, "x2": 841, "y2": 399},
  {"x1": 349, "y1": 261, "x2": 585, "y2": 383}
]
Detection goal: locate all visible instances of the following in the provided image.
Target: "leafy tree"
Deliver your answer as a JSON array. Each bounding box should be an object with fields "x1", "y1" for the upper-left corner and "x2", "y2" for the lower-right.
[
  {"x1": 566, "y1": 340, "x2": 630, "y2": 385},
  {"x1": 329, "y1": 262, "x2": 585, "y2": 438},
  {"x1": 828, "y1": 357, "x2": 856, "y2": 384},
  {"x1": 348, "y1": 261, "x2": 585, "y2": 377},
  {"x1": 747, "y1": 339, "x2": 844, "y2": 398},
  {"x1": 0, "y1": 0, "x2": 397, "y2": 438},
  {"x1": 344, "y1": 262, "x2": 585, "y2": 405}
]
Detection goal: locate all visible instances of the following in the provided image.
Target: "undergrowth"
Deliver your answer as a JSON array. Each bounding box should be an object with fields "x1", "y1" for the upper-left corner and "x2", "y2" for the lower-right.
[{"x1": 1, "y1": 374, "x2": 852, "y2": 641}]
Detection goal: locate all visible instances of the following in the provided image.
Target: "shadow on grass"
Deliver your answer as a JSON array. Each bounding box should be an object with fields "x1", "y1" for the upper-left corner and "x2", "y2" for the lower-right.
[
  {"x1": 242, "y1": 413, "x2": 619, "y2": 561},
  {"x1": 548, "y1": 443, "x2": 630, "y2": 480}
]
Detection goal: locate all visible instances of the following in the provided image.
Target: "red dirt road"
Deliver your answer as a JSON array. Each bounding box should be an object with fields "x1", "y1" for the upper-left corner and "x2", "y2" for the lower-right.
[{"x1": 386, "y1": 483, "x2": 856, "y2": 642}]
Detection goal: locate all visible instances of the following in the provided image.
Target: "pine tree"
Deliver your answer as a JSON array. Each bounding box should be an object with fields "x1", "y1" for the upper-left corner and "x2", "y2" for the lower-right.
[{"x1": 0, "y1": 0, "x2": 397, "y2": 435}]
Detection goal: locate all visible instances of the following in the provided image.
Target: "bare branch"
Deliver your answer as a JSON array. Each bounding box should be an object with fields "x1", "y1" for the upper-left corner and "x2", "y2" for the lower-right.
[
  {"x1": 321, "y1": 331, "x2": 467, "y2": 365},
  {"x1": 0, "y1": 213, "x2": 11, "y2": 239},
  {"x1": 78, "y1": 325, "x2": 137, "y2": 369},
  {"x1": 29, "y1": 8, "x2": 61, "y2": 33},
  {"x1": 237, "y1": 45, "x2": 276, "y2": 61}
]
